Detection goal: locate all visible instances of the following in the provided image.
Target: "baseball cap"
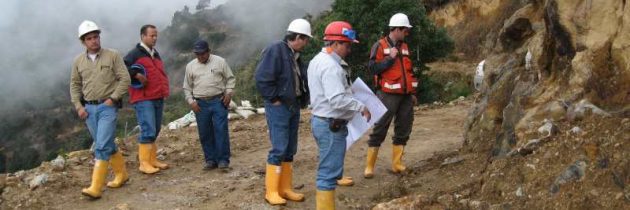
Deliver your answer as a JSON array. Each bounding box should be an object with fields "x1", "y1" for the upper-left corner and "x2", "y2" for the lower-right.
[{"x1": 193, "y1": 40, "x2": 209, "y2": 53}]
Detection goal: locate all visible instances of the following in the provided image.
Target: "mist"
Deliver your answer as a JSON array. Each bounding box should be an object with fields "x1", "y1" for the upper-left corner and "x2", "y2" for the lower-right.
[
  {"x1": 188, "y1": 0, "x2": 332, "y2": 70},
  {"x1": 0, "y1": 0, "x2": 223, "y2": 112},
  {"x1": 0, "y1": 0, "x2": 332, "y2": 172},
  {"x1": 0, "y1": 0, "x2": 333, "y2": 113}
]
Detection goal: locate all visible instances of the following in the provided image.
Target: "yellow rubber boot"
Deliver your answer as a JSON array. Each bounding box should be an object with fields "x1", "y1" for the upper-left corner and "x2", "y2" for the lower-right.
[
  {"x1": 138, "y1": 144, "x2": 160, "y2": 174},
  {"x1": 81, "y1": 160, "x2": 108, "y2": 199},
  {"x1": 392, "y1": 145, "x2": 406, "y2": 173},
  {"x1": 279, "y1": 162, "x2": 305, "y2": 202},
  {"x1": 107, "y1": 151, "x2": 129, "y2": 188},
  {"x1": 336, "y1": 177, "x2": 354, "y2": 186},
  {"x1": 316, "y1": 190, "x2": 335, "y2": 210},
  {"x1": 364, "y1": 147, "x2": 379, "y2": 178},
  {"x1": 265, "y1": 164, "x2": 287, "y2": 205},
  {"x1": 150, "y1": 143, "x2": 169, "y2": 170}
]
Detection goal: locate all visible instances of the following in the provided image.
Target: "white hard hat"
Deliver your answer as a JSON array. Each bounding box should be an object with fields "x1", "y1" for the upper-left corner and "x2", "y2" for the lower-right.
[
  {"x1": 389, "y1": 13, "x2": 413, "y2": 28},
  {"x1": 287, "y1": 19, "x2": 312, "y2": 38},
  {"x1": 78, "y1": 20, "x2": 100, "y2": 39}
]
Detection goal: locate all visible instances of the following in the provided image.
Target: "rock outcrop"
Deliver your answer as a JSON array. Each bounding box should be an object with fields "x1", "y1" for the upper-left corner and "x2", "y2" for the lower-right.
[{"x1": 375, "y1": 0, "x2": 630, "y2": 209}]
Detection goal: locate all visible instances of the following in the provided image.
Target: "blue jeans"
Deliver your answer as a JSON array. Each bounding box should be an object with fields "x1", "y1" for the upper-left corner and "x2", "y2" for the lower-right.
[
  {"x1": 264, "y1": 101, "x2": 300, "y2": 165},
  {"x1": 311, "y1": 116, "x2": 347, "y2": 190},
  {"x1": 194, "y1": 98, "x2": 230, "y2": 165},
  {"x1": 85, "y1": 103, "x2": 118, "y2": 161},
  {"x1": 133, "y1": 99, "x2": 164, "y2": 144}
]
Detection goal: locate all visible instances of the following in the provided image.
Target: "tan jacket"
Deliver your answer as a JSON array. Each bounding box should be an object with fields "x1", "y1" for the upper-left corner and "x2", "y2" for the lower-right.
[{"x1": 70, "y1": 48, "x2": 131, "y2": 109}]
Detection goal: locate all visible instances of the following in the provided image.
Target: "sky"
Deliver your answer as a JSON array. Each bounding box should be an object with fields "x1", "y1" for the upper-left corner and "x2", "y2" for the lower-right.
[
  {"x1": 0, "y1": 0, "x2": 227, "y2": 111},
  {"x1": 0, "y1": 0, "x2": 329, "y2": 112}
]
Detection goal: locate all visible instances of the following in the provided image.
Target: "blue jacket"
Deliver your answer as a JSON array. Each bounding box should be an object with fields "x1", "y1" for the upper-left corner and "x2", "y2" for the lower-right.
[{"x1": 255, "y1": 40, "x2": 309, "y2": 107}]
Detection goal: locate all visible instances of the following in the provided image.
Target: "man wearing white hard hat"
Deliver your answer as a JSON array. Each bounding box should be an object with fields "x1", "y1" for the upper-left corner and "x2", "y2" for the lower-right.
[
  {"x1": 254, "y1": 18, "x2": 311, "y2": 205},
  {"x1": 365, "y1": 13, "x2": 418, "y2": 178},
  {"x1": 70, "y1": 20, "x2": 131, "y2": 199}
]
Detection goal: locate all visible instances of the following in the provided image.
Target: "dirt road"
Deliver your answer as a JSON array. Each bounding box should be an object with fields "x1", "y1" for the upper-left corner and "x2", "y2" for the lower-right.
[{"x1": 5, "y1": 100, "x2": 470, "y2": 210}]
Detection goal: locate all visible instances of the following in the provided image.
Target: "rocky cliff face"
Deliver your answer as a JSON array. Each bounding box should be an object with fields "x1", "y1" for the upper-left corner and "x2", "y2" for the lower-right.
[
  {"x1": 374, "y1": 0, "x2": 629, "y2": 208},
  {"x1": 444, "y1": 0, "x2": 630, "y2": 159}
]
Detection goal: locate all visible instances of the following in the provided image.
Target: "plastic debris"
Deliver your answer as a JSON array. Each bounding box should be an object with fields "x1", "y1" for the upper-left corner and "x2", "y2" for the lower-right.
[
  {"x1": 168, "y1": 111, "x2": 196, "y2": 130},
  {"x1": 525, "y1": 50, "x2": 532, "y2": 71},
  {"x1": 29, "y1": 174, "x2": 48, "y2": 190},
  {"x1": 50, "y1": 156, "x2": 65, "y2": 172},
  {"x1": 235, "y1": 109, "x2": 256, "y2": 119},
  {"x1": 474, "y1": 60, "x2": 485, "y2": 91}
]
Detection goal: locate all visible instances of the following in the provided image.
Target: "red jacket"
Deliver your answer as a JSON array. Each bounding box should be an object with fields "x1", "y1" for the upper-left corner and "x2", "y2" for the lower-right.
[
  {"x1": 370, "y1": 37, "x2": 417, "y2": 94},
  {"x1": 124, "y1": 43, "x2": 169, "y2": 104}
]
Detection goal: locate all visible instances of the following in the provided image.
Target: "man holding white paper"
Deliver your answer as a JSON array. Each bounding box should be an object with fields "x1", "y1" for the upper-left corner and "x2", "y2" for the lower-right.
[
  {"x1": 308, "y1": 21, "x2": 371, "y2": 209},
  {"x1": 345, "y1": 78, "x2": 388, "y2": 150}
]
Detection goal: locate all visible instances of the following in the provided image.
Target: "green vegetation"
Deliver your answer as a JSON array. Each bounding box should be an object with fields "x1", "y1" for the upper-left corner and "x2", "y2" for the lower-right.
[
  {"x1": 162, "y1": 91, "x2": 193, "y2": 124},
  {"x1": 233, "y1": 58, "x2": 264, "y2": 107},
  {"x1": 419, "y1": 70, "x2": 473, "y2": 103},
  {"x1": 302, "y1": 0, "x2": 455, "y2": 103},
  {"x1": 1, "y1": 0, "x2": 464, "y2": 173}
]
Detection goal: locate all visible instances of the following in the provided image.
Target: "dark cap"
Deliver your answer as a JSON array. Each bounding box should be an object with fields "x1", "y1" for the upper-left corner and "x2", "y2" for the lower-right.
[{"x1": 193, "y1": 40, "x2": 209, "y2": 53}]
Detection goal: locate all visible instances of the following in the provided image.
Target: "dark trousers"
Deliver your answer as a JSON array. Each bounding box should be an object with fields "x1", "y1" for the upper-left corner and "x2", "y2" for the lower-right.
[
  {"x1": 368, "y1": 92, "x2": 414, "y2": 147},
  {"x1": 195, "y1": 98, "x2": 231, "y2": 165}
]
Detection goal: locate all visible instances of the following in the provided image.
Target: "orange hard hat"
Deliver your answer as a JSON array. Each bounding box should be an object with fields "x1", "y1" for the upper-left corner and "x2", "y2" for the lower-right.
[{"x1": 323, "y1": 21, "x2": 359, "y2": 43}]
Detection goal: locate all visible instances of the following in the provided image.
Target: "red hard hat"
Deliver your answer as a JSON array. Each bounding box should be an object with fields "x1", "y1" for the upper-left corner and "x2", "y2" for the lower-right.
[{"x1": 323, "y1": 21, "x2": 359, "y2": 43}]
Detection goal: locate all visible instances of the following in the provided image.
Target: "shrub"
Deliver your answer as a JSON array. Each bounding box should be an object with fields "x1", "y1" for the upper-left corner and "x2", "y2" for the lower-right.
[{"x1": 303, "y1": 0, "x2": 454, "y2": 101}]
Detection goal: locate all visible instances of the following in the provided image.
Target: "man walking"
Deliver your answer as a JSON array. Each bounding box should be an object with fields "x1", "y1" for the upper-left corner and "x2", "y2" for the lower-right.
[
  {"x1": 124, "y1": 24, "x2": 170, "y2": 174},
  {"x1": 308, "y1": 21, "x2": 371, "y2": 210},
  {"x1": 364, "y1": 13, "x2": 418, "y2": 178},
  {"x1": 254, "y1": 19, "x2": 311, "y2": 205},
  {"x1": 70, "y1": 20, "x2": 131, "y2": 199},
  {"x1": 183, "y1": 40, "x2": 235, "y2": 170}
]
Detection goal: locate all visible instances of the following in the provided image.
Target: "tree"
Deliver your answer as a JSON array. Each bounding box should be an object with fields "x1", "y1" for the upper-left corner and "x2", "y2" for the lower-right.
[
  {"x1": 196, "y1": 0, "x2": 212, "y2": 11},
  {"x1": 303, "y1": 0, "x2": 454, "y2": 94}
]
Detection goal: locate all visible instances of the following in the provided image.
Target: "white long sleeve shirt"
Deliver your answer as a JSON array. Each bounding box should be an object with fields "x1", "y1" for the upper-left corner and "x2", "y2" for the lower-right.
[{"x1": 307, "y1": 49, "x2": 364, "y2": 120}]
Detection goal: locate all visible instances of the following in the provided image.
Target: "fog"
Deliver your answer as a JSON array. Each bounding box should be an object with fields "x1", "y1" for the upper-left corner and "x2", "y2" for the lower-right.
[
  {"x1": 0, "y1": 0, "x2": 331, "y2": 113},
  {"x1": 0, "y1": 0, "x2": 226, "y2": 111}
]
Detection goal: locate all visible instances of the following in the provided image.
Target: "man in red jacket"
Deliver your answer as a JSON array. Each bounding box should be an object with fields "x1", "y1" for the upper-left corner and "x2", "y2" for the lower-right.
[{"x1": 124, "y1": 24, "x2": 170, "y2": 174}]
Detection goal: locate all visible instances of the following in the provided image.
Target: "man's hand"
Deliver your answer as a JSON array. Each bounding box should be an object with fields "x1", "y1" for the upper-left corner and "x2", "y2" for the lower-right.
[
  {"x1": 77, "y1": 107, "x2": 88, "y2": 120},
  {"x1": 135, "y1": 74, "x2": 148, "y2": 86},
  {"x1": 191, "y1": 101, "x2": 201, "y2": 113},
  {"x1": 411, "y1": 95, "x2": 418, "y2": 106},
  {"x1": 272, "y1": 100, "x2": 282, "y2": 106},
  {"x1": 389, "y1": 48, "x2": 399, "y2": 59},
  {"x1": 222, "y1": 93, "x2": 232, "y2": 108},
  {"x1": 104, "y1": 98, "x2": 114, "y2": 106},
  {"x1": 361, "y1": 107, "x2": 371, "y2": 122}
]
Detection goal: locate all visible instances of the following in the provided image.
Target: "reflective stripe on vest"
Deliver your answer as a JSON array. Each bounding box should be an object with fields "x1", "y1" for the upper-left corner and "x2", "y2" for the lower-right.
[
  {"x1": 374, "y1": 38, "x2": 416, "y2": 94},
  {"x1": 384, "y1": 82, "x2": 402, "y2": 89},
  {"x1": 402, "y1": 49, "x2": 409, "y2": 56}
]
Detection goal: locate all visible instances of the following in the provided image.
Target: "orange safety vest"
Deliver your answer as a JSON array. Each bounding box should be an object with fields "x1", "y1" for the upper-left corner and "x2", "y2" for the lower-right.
[{"x1": 373, "y1": 38, "x2": 418, "y2": 94}]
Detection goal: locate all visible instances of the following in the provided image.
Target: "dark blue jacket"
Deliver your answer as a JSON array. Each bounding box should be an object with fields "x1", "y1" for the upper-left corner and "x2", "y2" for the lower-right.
[{"x1": 255, "y1": 40, "x2": 309, "y2": 107}]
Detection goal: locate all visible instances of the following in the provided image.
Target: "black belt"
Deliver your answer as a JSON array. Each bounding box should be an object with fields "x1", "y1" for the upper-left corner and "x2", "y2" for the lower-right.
[
  {"x1": 314, "y1": 116, "x2": 348, "y2": 125},
  {"x1": 194, "y1": 94, "x2": 223, "y2": 101},
  {"x1": 315, "y1": 116, "x2": 348, "y2": 132},
  {"x1": 84, "y1": 99, "x2": 108, "y2": 105}
]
